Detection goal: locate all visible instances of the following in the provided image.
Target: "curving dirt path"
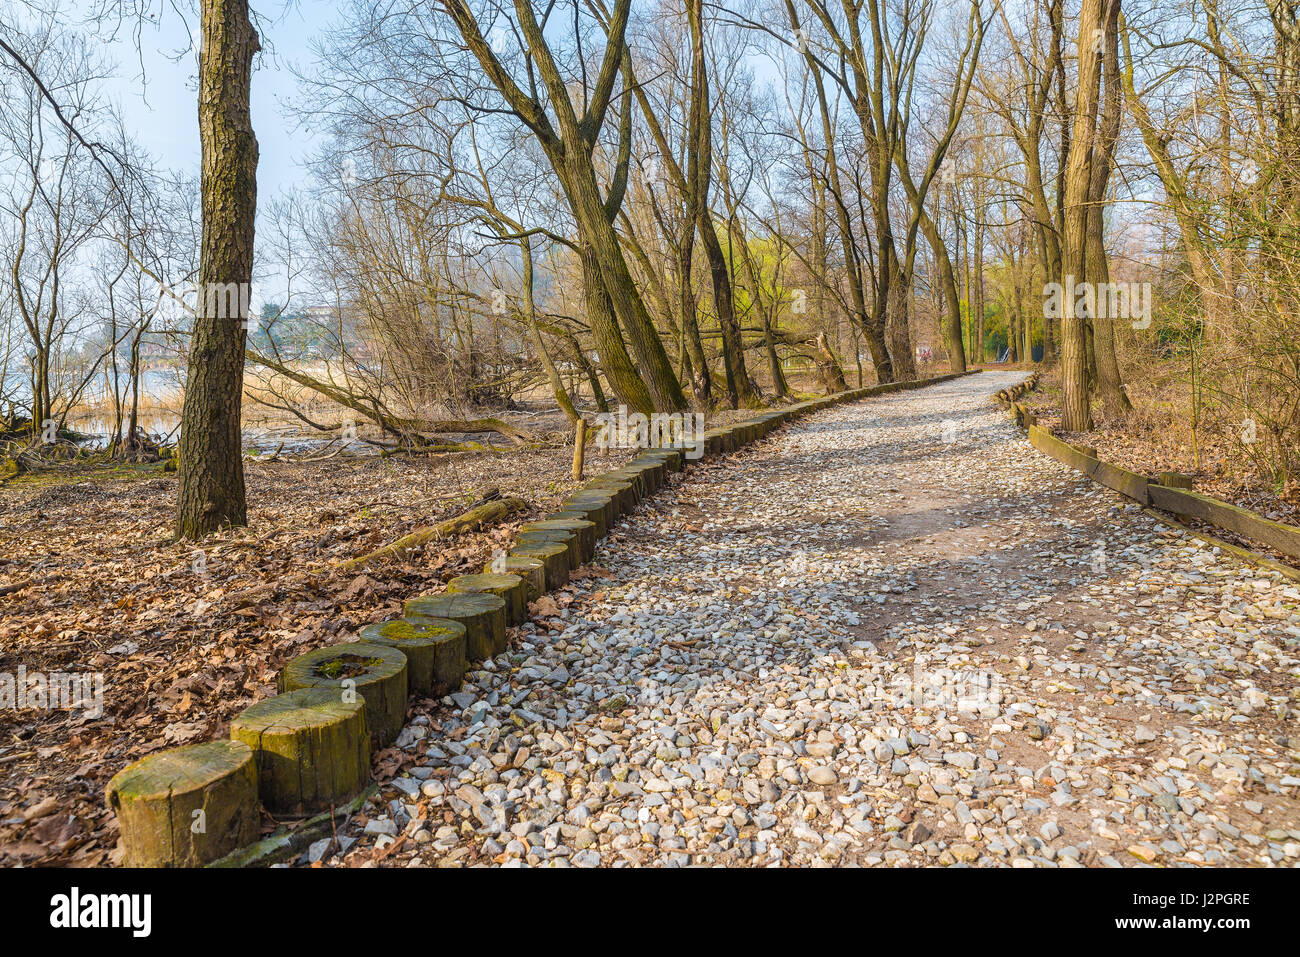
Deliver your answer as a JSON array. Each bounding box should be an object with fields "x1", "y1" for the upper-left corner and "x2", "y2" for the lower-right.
[{"x1": 331, "y1": 371, "x2": 1300, "y2": 868}]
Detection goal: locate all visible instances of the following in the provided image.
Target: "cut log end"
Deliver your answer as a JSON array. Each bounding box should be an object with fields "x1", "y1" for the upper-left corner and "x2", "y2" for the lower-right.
[
  {"x1": 278, "y1": 642, "x2": 409, "y2": 747},
  {"x1": 508, "y1": 541, "x2": 570, "y2": 590},
  {"x1": 446, "y1": 573, "x2": 528, "y2": 626},
  {"x1": 403, "y1": 592, "x2": 507, "y2": 660},
  {"x1": 106, "y1": 740, "x2": 260, "y2": 868},
  {"x1": 230, "y1": 688, "x2": 370, "y2": 816},
  {"x1": 358, "y1": 617, "x2": 467, "y2": 695}
]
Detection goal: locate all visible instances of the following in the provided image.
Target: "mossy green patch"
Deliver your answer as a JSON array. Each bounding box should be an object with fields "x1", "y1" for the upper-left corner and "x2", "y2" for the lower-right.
[
  {"x1": 314, "y1": 653, "x2": 383, "y2": 680},
  {"x1": 380, "y1": 620, "x2": 454, "y2": 641}
]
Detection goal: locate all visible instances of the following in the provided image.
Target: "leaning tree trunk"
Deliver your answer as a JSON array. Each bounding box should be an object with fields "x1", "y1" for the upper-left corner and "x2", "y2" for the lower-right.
[
  {"x1": 176, "y1": 0, "x2": 259, "y2": 539},
  {"x1": 917, "y1": 203, "x2": 966, "y2": 373},
  {"x1": 579, "y1": 246, "x2": 656, "y2": 415}
]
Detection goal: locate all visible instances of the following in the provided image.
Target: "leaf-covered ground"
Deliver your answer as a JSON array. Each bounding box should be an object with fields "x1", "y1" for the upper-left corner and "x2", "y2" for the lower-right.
[{"x1": 0, "y1": 440, "x2": 641, "y2": 865}]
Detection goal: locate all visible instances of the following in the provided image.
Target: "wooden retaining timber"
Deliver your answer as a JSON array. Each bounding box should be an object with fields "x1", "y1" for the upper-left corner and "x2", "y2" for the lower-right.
[
  {"x1": 1008, "y1": 376, "x2": 1300, "y2": 568},
  {"x1": 1027, "y1": 425, "x2": 1151, "y2": 505},
  {"x1": 108, "y1": 370, "x2": 982, "y2": 867},
  {"x1": 1148, "y1": 484, "x2": 1300, "y2": 561}
]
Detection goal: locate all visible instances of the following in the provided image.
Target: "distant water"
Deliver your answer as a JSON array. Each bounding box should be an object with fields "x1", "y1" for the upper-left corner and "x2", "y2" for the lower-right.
[{"x1": 6, "y1": 364, "x2": 385, "y2": 454}]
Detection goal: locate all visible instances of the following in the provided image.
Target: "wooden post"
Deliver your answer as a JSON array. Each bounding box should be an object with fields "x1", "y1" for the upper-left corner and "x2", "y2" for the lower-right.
[{"x1": 573, "y1": 419, "x2": 587, "y2": 481}]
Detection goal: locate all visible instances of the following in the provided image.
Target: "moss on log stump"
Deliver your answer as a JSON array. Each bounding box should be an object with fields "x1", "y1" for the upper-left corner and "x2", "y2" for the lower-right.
[
  {"x1": 509, "y1": 541, "x2": 569, "y2": 590},
  {"x1": 279, "y1": 642, "x2": 408, "y2": 748},
  {"x1": 106, "y1": 740, "x2": 259, "y2": 868},
  {"x1": 521, "y1": 519, "x2": 596, "y2": 563},
  {"x1": 486, "y1": 555, "x2": 545, "y2": 602},
  {"x1": 550, "y1": 507, "x2": 606, "y2": 538},
  {"x1": 358, "y1": 617, "x2": 467, "y2": 694},
  {"x1": 516, "y1": 529, "x2": 581, "y2": 567},
  {"x1": 584, "y1": 479, "x2": 635, "y2": 514},
  {"x1": 403, "y1": 592, "x2": 506, "y2": 660},
  {"x1": 446, "y1": 573, "x2": 528, "y2": 626},
  {"x1": 604, "y1": 468, "x2": 649, "y2": 499},
  {"x1": 229, "y1": 688, "x2": 369, "y2": 816},
  {"x1": 639, "y1": 448, "x2": 683, "y2": 472},
  {"x1": 563, "y1": 492, "x2": 617, "y2": 529},
  {"x1": 337, "y1": 496, "x2": 526, "y2": 571}
]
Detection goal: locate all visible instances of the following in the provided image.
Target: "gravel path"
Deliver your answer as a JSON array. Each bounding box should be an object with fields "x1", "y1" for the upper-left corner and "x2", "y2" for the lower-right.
[{"x1": 332, "y1": 371, "x2": 1300, "y2": 868}]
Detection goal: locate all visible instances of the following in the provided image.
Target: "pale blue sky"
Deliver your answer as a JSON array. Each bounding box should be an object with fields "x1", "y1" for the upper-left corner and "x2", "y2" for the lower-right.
[{"x1": 100, "y1": 1, "x2": 343, "y2": 201}]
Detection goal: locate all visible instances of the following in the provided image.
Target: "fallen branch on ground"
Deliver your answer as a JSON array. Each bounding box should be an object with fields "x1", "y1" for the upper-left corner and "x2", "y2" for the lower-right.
[{"x1": 336, "y1": 491, "x2": 527, "y2": 571}]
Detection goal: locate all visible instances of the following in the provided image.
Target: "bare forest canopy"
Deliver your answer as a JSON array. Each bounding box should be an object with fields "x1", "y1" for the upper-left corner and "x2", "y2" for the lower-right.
[{"x1": 2, "y1": 0, "x2": 1299, "y2": 537}]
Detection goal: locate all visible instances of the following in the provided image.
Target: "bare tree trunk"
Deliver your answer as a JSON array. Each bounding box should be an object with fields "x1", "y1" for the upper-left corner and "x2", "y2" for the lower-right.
[
  {"x1": 689, "y1": 0, "x2": 756, "y2": 408},
  {"x1": 521, "y1": 235, "x2": 578, "y2": 424},
  {"x1": 1088, "y1": 0, "x2": 1132, "y2": 414},
  {"x1": 676, "y1": 226, "x2": 712, "y2": 405},
  {"x1": 886, "y1": 248, "x2": 916, "y2": 379},
  {"x1": 1060, "y1": 0, "x2": 1102, "y2": 431},
  {"x1": 579, "y1": 246, "x2": 655, "y2": 414},
  {"x1": 917, "y1": 195, "x2": 966, "y2": 372},
  {"x1": 175, "y1": 0, "x2": 258, "y2": 538}
]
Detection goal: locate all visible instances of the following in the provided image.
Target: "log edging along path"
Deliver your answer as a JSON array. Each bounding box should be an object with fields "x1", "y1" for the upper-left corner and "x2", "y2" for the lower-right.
[
  {"x1": 104, "y1": 370, "x2": 982, "y2": 867},
  {"x1": 999, "y1": 379, "x2": 1300, "y2": 579}
]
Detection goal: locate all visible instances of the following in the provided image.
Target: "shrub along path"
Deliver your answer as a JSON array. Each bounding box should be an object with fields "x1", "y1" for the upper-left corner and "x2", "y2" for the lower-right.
[{"x1": 332, "y1": 371, "x2": 1300, "y2": 867}]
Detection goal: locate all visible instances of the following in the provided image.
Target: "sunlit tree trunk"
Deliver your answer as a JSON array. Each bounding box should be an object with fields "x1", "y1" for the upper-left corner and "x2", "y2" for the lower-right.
[
  {"x1": 1060, "y1": 0, "x2": 1103, "y2": 431},
  {"x1": 176, "y1": 0, "x2": 258, "y2": 538}
]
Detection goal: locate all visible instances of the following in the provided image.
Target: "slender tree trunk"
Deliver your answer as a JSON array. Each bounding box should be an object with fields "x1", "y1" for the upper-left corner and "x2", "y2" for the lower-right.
[
  {"x1": 1088, "y1": 0, "x2": 1133, "y2": 414},
  {"x1": 1060, "y1": 0, "x2": 1102, "y2": 432},
  {"x1": 521, "y1": 235, "x2": 578, "y2": 424},
  {"x1": 176, "y1": 0, "x2": 259, "y2": 539},
  {"x1": 974, "y1": 217, "x2": 985, "y2": 363},
  {"x1": 919, "y1": 198, "x2": 966, "y2": 372},
  {"x1": 676, "y1": 229, "x2": 711, "y2": 405},
  {"x1": 689, "y1": 0, "x2": 756, "y2": 408}
]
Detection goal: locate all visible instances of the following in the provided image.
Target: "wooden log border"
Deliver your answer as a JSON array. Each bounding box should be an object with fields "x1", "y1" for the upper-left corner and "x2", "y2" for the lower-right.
[
  {"x1": 1002, "y1": 375, "x2": 1300, "y2": 570},
  {"x1": 105, "y1": 370, "x2": 984, "y2": 868}
]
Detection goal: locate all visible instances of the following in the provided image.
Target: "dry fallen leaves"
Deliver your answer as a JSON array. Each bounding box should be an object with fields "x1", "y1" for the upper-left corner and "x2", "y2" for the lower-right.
[{"x1": 0, "y1": 442, "x2": 641, "y2": 865}]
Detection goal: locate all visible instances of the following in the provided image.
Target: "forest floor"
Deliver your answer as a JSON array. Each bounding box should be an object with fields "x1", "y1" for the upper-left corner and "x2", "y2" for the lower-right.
[{"x1": 320, "y1": 371, "x2": 1300, "y2": 868}]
